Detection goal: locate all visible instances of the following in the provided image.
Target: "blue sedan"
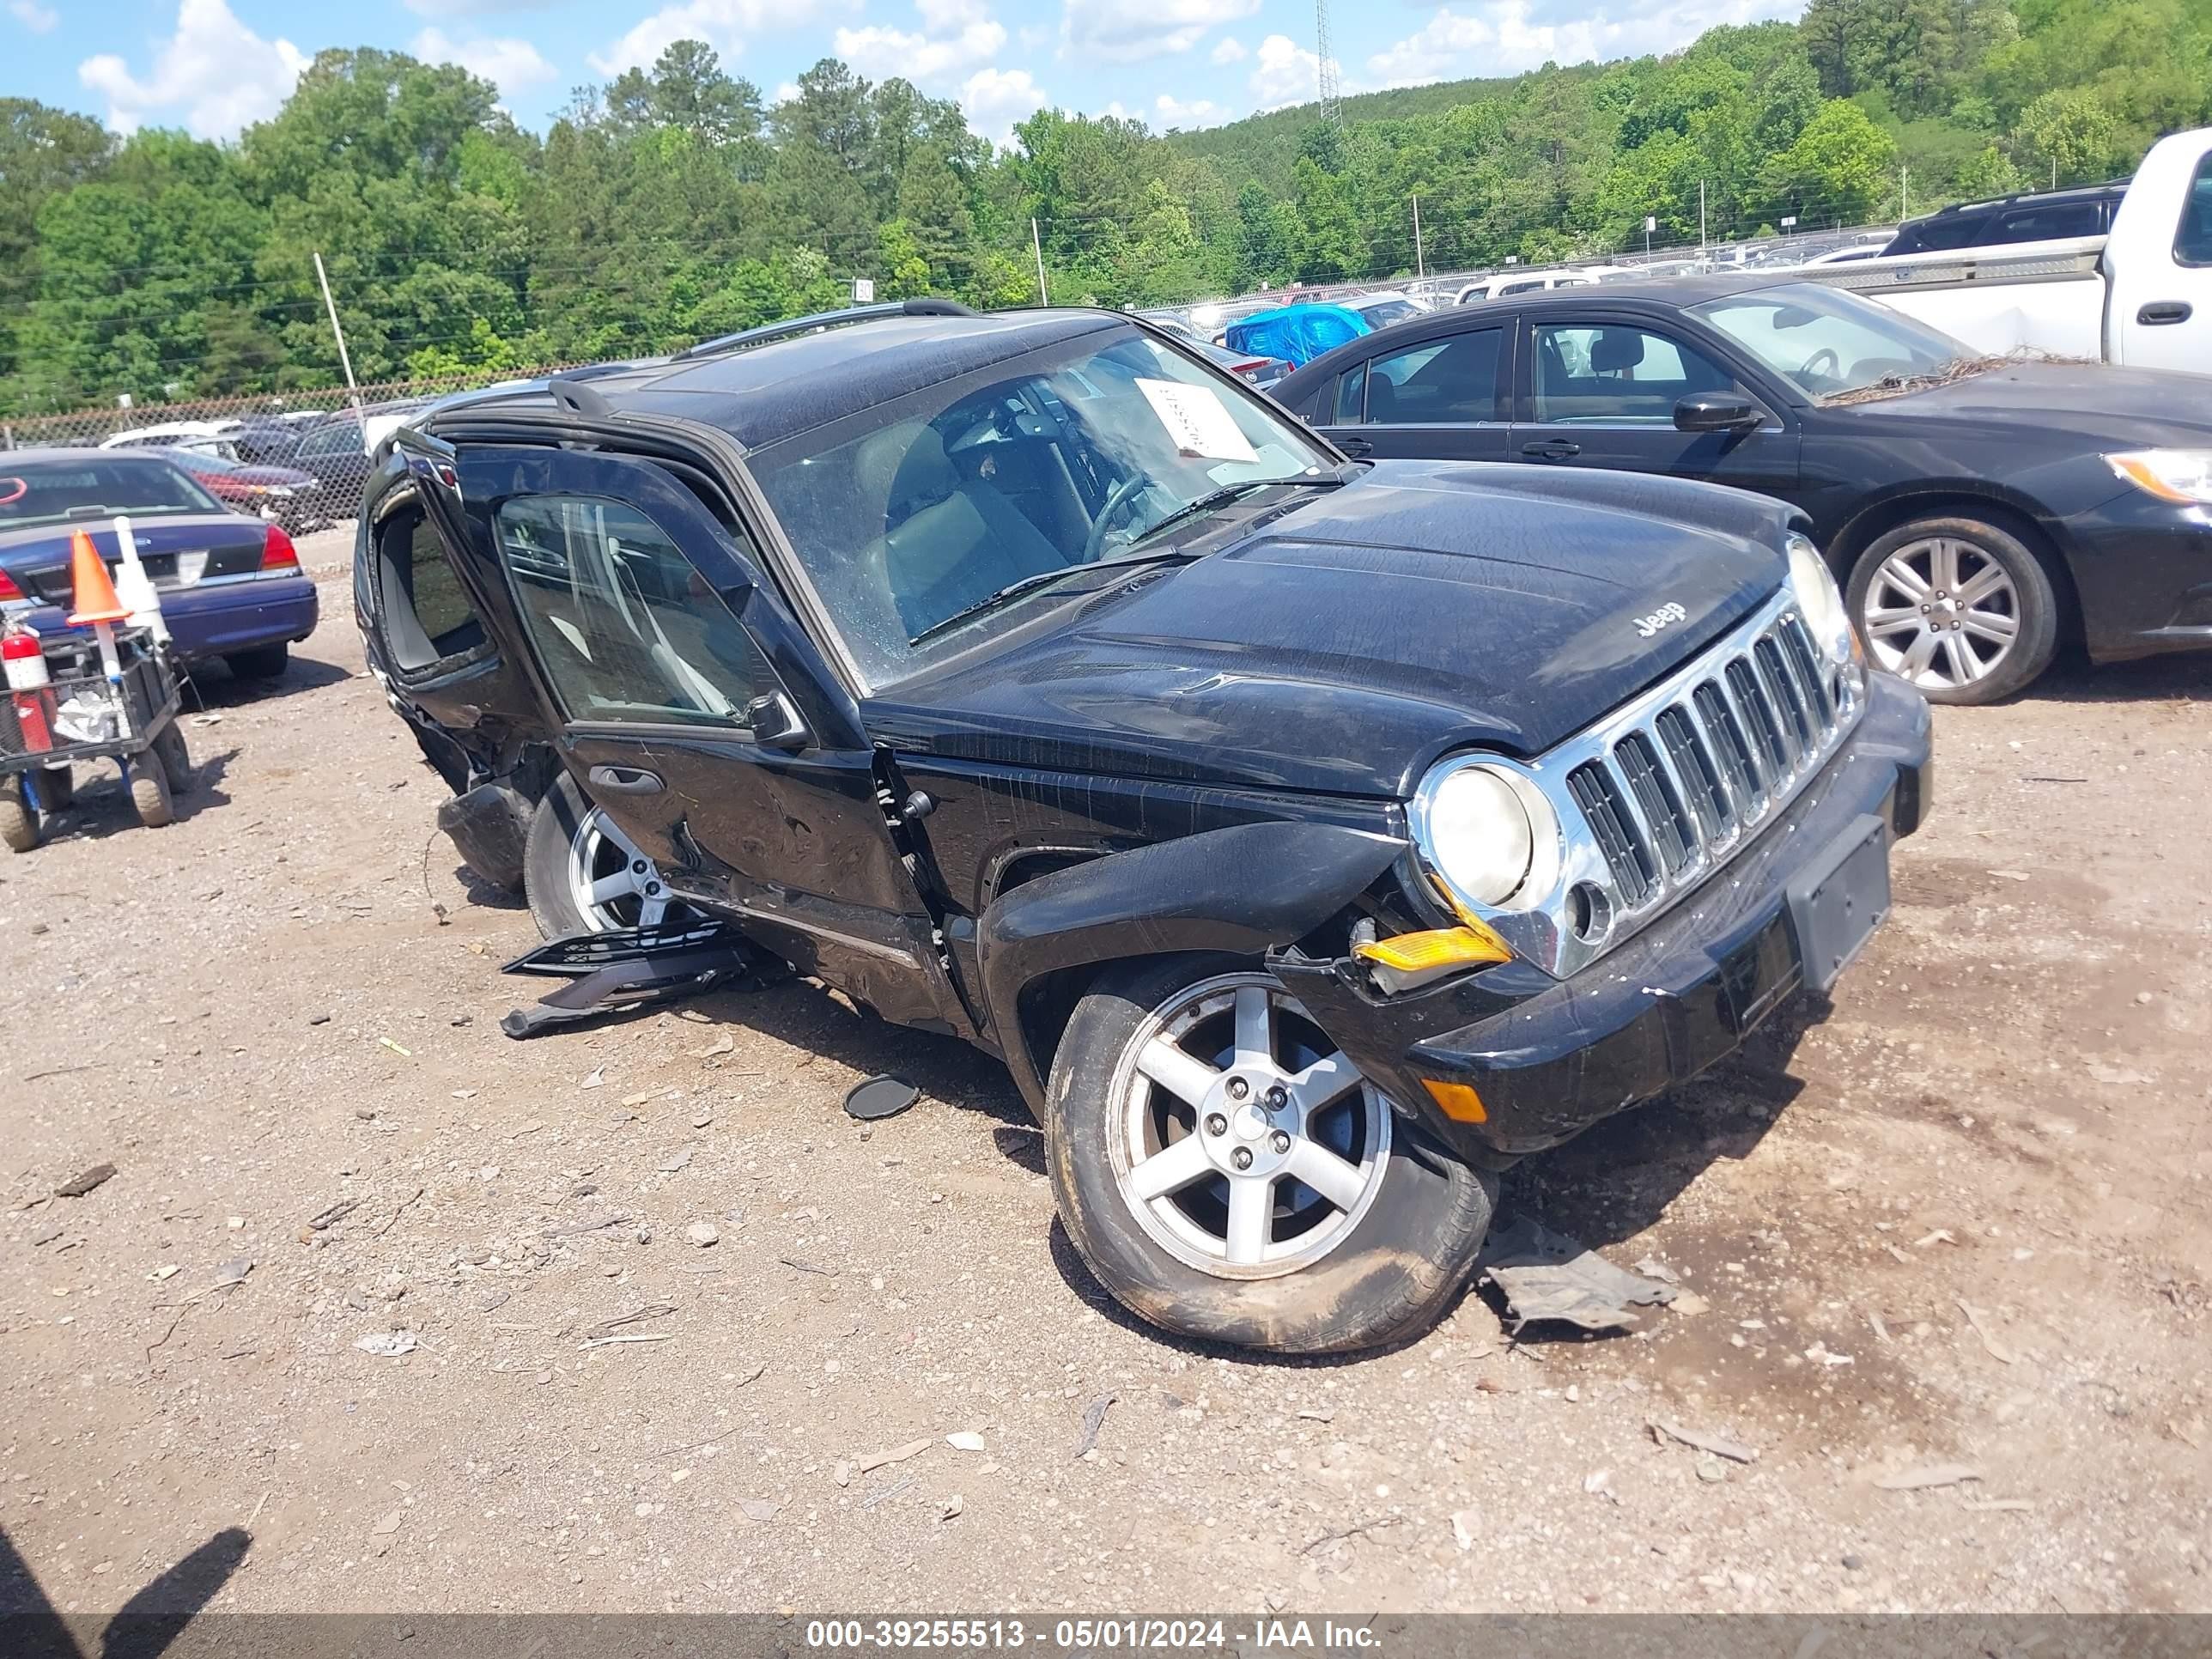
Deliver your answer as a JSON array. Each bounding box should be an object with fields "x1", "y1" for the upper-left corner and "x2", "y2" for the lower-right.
[{"x1": 0, "y1": 449, "x2": 318, "y2": 678}]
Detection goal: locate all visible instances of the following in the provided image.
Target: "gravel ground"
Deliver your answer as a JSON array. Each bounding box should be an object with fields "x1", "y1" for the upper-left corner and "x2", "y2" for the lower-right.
[{"x1": 3, "y1": 528, "x2": 2209, "y2": 1616}]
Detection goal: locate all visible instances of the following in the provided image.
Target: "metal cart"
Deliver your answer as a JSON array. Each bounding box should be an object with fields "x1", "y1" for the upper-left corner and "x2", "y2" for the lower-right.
[{"x1": 0, "y1": 626, "x2": 191, "y2": 852}]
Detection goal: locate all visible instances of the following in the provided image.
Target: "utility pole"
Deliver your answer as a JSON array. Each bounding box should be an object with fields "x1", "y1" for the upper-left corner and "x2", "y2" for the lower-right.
[
  {"x1": 1316, "y1": 0, "x2": 1341, "y2": 125},
  {"x1": 2051, "y1": 157, "x2": 2059, "y2": 189},
  {"x1": 1411, "y1": 195, "x2": 1425, "y2": 278},
  {"x1": 1900, "y1": 164, "x2": 1910, "y2": 223},
  {"x1": 313, "y1": 251, "x2": 364, "y2": 435},
  {"x1": 1698, "y1": 180, "x2": 1707, "y2": 254},
  {"x1": 1030, "y1": 217, "x2": 1048, "y2": 306}
]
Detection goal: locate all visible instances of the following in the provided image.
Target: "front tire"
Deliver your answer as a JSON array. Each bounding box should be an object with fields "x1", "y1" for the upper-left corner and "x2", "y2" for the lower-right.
[
  {"x1": 0, "y1": 775, "x2": 40, "y2": 853},
  {"x1": 522, "y1": 771, "x2": 692, "y2": 940},
  {"x1": 1044, "y1": 953, "x2": 1497, "y2": 1353},
  {"x1": 129, "y1": 756, "x2": 174, "y2": 828},
  {"x1": 224, "y1": 642, "x2": 289, "y2": 681},
  {"x1": 1846, "y1": 516, "x2": 2059, "y2": 704}
]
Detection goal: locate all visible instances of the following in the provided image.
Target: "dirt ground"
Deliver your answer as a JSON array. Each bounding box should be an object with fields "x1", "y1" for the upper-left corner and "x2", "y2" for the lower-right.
[{"x1": 3, "y1": 526, "x2": 2209, "y2": 1619}]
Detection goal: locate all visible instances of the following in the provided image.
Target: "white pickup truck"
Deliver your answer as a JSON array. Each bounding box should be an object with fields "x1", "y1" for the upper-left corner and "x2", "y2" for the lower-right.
[{"x1": 1796, "y1": 125, "x2": 2212, "y2": 373}]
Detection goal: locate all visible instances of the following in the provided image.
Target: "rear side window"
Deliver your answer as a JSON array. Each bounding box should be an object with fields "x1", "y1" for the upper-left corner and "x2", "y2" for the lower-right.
[
  {"x1": 1331, "y1": 360, "x2": 1368, "y2": 423},
  {"x1": 1364, "y1": 330, "x2": 1504, "y2": 424},
  {"x1": 2177, "y1": 154, "x2": 2212, "y2": 267},
  {"x1": 374, "y1": 498, "x2": 483, "y2": 672},
  {"x1": 1896, "y1": 214, "x2": 1985, "y2": 253},
  {"x1": 1992, "y1": 201, "x2": 2103, "y2": 244},
  {"x1": 496, "y1": 493, "x2": 775, "y2": 728}
]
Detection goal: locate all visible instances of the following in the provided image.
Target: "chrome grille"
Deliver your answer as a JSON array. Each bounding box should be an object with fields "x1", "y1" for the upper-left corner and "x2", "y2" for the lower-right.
[{"x1": 1577, "y1": 608, "x2": 1852, "y2": 908}]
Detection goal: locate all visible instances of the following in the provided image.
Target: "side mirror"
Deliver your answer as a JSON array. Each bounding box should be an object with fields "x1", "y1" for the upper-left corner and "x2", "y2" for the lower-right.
[
  {"x1": 1674, "y1": 392, "x2": 1761, "y2": 433},
  {"x1": 742, "y1": 690, "x2": 809, "y2": 750}
]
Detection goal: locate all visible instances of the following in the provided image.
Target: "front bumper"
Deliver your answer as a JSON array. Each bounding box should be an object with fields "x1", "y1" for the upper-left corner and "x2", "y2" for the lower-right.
[
  {"x1": 2062, "y1": 493, "x2": 2212, "y2": 661},
  {"x1": 1271, "y1": 672, "x2": 1932, "y2": 1165}
]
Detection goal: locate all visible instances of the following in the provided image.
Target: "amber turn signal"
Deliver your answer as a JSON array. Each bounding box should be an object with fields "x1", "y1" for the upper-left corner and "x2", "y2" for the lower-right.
[
  {"x1": 1352, "y1": 924, "x2": 1513, "y2": 994},
  {"x1": 1420, "y1": 1079, "x2": 1489, "y2": 1123}
]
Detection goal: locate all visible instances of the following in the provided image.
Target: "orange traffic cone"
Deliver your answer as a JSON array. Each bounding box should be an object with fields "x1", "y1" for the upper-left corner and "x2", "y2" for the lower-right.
[{"x1": 66, "y1": 528, "x2": 130, "y2": 626}]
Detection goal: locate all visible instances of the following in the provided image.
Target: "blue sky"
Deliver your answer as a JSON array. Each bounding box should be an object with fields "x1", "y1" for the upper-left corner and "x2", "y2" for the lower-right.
[{"x1": 8, "y1": 0, "x2": 1803, "y2": 146}]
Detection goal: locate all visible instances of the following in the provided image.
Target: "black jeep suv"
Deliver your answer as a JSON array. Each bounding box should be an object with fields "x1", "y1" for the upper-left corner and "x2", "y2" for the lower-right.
[{"x1": 357, "y1": 299, "x2": 1931, "y2": 1353}]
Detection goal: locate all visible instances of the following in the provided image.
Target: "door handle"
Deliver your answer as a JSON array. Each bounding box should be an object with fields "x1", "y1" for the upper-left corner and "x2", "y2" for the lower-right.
[
  {"x1": 1522, "y1": 440, "x2": 1581, "y2": 460},
  {"x1": 587, "y1": 765, "x2": 664, "y2": 795},
  {"x1": 1334, "y1": 434, "x2": 1375, "y2": 458},
  {"x1": 2138, "y1": 301, "x2": 2193, "y2": 325}
]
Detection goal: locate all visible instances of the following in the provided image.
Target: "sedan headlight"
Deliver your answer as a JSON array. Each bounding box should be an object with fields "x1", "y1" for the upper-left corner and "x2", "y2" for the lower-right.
[
  {"x1": 2106, "y1": 448, "x2": 2212, "y2": 505},
  {"x1": 1413, "y1": 759, "x2": 1562, "y2": 912},
  {"x1": 1785, "y1": 532, "x2": 1856, "y2": 668}
]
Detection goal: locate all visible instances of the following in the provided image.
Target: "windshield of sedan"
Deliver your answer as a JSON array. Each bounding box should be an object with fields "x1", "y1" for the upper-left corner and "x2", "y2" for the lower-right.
[
  {"x1": 1689, "y1": 283, "x2": 1974, "y2": 398},
  {"x1": 749, "y1": 326, "x2": 1338, "y2": 687},
  {"x1": 0, "y1": 456, "x2": 221, "y2": 528}
]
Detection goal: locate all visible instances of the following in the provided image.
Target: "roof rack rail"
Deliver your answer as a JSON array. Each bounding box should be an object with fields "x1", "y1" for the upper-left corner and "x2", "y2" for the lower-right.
[{"x1": 672, "y1": 296, "x2": 980, "y2": 362}]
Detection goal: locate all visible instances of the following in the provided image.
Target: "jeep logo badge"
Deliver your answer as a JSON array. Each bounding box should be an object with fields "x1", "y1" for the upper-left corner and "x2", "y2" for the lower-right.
[{"x1": 1633, "y1": 601, "x2": 1689, "y2": 639}]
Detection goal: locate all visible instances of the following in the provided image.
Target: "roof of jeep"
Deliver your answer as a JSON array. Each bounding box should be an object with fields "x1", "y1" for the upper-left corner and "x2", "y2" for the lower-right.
[{"x1": 429, "y1": 307, "x2": 1127, "y2": 454}]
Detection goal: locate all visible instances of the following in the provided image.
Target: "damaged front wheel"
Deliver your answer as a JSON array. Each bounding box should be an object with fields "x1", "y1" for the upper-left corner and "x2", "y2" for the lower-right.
[{"x1": 1046, "y1": 954, "x2": 1496, "y2": 1353}]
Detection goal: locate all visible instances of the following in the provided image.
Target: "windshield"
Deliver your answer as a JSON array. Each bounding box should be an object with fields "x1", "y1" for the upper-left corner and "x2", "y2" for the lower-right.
[
  {"x1": 749, "y1": 326, "x2": 1337, "y2": 686},
  {"x1": 1690, "y1": 283, "x2": 1973, "y2": 398},
  {"x1": 0, "y1": 456, "x2": 222, "y2": 527}
]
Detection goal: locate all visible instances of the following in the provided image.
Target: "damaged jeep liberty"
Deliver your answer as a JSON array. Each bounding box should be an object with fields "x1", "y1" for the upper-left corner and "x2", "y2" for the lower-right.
[{"x1": 357, "y1": 299, "x2": 1932, "y2": 1352}]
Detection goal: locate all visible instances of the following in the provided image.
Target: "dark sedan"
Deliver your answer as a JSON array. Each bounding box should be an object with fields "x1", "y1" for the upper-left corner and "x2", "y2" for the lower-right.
[
  {"x1": 0, "y1": 451, "x2": 318, "y2": 680},
  {"x1": 1274, "y1": 276, "x2": 2212, "y2": 702}
]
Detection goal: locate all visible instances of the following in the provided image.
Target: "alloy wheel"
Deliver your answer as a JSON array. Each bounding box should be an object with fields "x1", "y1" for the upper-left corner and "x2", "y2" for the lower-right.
[
  {"x1": 564, "y1": 805, "x2": 688, "y2": 932},
  {"x1": 1860, "y1": 535, "x2": 2021, "y2": 690},
  {"x1": 1109, "y1": 972, "x2": 1391, "y2": 1279}
]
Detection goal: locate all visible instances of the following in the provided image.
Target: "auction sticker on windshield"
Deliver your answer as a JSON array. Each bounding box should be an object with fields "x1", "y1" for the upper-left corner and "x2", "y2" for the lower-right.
[{"x1": 1136, "y1": 378, "x2": 1259, "y2": 463}]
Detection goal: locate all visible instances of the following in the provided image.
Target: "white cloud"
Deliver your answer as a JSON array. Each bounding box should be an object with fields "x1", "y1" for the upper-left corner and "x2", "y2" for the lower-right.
[
  {"x1": 403, "y1": 0, "x2": 562, "y2": 13},
  {"x1": 1152, "y1": 91, "x2": 1229, "y2": 130},
  {"x1": 410, "y1": 27, "x2": 557, "y2": 94},
  {"x1": 78, "y1": 0, "x2": 308, "y2": 139},
  {"x1": 834, "y1": 2, "x2": 1007, "y2": 91},
  {"x1": 10, "y1": 0, "x2": 58, "y2": 33},
  {"x1": 1060, "y1": 0, "x2": 1260, "y2": 64},
  {"x1": 1249, "y1": 33, "x2": 1319, "y2": 109},
  {"x1": 1368, "y1": 0, "x2": 1800, "y2": 89},
  {"x1": 1209, "y1": 34, "x2": 1247, "y2": 64},
  {"x1": 961, "y1": 64, "x2": 1047, "y2": 145},
  {"x1": 589, "y1": 0, "x2": 789, "y2": 77}
]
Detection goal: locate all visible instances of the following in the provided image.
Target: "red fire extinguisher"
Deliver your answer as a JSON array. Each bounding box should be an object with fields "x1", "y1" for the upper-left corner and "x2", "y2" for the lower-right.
[{"x1": 3, "y1": 619, "x2": 56, "y2": 753}]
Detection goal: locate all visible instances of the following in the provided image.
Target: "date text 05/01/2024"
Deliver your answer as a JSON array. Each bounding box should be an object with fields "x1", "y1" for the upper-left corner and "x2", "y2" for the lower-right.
[{"x1": 803, "y1": 1620, "x2": 1382, "y2": 1651}]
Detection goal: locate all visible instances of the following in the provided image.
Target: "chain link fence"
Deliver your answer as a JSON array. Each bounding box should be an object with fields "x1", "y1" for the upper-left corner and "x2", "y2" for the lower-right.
[{"x1": 0, "y1": 364, "x2": 578, "y2": 537}]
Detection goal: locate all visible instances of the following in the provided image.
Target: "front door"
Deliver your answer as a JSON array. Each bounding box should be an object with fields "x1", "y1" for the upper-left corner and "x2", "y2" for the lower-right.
[
  {"x1": 450, "y1": 445, "x2": 970, "y2": 1035},
  {"x1": 1511, "y1": 317, "x2": 1804, "y2": 507},
  {"x1": 1308, "y1": 323, "x2": 1514, "y2": 463}
]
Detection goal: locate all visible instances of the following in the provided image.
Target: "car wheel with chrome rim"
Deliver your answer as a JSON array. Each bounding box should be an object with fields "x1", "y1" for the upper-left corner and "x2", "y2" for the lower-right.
[
  {"x1": 1045, "y1": 953, "x2": 1496, "y2": 1352},
  {"x1": 523, "y1": 770, "x2": 696, "y2": 939},
  {"x1": 1846, "y1": 515, "x2": 2060, "y2": 704}
]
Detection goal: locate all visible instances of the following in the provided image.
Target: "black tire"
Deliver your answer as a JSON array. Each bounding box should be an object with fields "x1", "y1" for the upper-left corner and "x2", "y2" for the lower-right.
[
  {"x1": 0, "y1": 775, "x2": 40, "y2": 853},
  {"x1": 1845, "y1": 515, "x2": 2060, "y2": 705},
  {"x1": 523, "y1": 772, "x2": 597, "y2": 940},
  {"x1": 1043, "y1": 952, "x2": 1498, "y2": 1353},
  {"x1": 153, "y1": 723, "x2": 191, "y2": 793},
  {"x1": 224, "y1": 642, "x2": 289, "y2": 681},
  {"x1": 129, "y1": 756, "x2": 174, "y2": 829},
  {"x1": 38, "y1": 765, "x2": 73, "y2": 810}
]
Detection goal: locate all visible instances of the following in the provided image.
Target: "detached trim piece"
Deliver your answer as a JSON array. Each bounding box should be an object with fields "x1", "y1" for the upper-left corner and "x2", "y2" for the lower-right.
[{"x1": 975, "y1": 821, "x2": 1406, "y2": 1113}]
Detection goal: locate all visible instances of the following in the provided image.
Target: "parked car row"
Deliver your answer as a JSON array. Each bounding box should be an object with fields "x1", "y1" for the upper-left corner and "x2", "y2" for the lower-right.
[{"x1": 355, "y1": 296, "x2": 1933, "y2": 1357}]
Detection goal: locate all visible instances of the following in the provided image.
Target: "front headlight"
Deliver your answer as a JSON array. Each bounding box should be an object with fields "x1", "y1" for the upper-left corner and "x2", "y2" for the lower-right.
[
  {"x1": 1414, "y1": 760, "x2": 1562, "y2": 912},
  {"x1": 2106, "y1": 449, "x2": 2212, "y2": 505},
  {"x1": 1785, "y1": 532, "x2": 1856, "y2": 667}
]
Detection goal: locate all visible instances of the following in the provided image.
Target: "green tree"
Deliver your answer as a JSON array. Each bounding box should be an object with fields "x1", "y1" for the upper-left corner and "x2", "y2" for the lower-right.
[
  {"x1": 2014, "y1": 88, "x2": 2120, "y2": 185},
  {"x1": 1759, "y1": 98, "x2": 1898, "y2": 226}
]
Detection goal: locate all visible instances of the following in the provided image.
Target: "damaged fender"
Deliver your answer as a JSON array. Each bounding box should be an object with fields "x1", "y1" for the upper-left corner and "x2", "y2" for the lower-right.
[{"x1": 975, "y1": 820, "x2": 1406, "y2": 1115}]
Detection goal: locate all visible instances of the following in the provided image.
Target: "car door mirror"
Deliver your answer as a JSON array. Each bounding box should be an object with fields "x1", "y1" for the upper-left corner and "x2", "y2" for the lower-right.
[
  {"x1": 1674, "y1": 393, "x2": 1761, "y2": 433},
  {"x1": 743, "y1": 690, "x2": 809, "y2": 750}
]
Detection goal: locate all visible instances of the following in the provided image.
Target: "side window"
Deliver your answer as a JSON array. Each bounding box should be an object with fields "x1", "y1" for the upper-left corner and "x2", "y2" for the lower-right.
[
  {"x1": 374, "y1": 500, "x2": 483, "y2": 672},
  {"x1": 1365, "y1": 329, "x2": 1503, "y2": 424},
  {"x1": 301, "y1": 424, "x2": 359, "y2": 459},
  {"x1": 497, "y1": 492, "x2": 774, "y2": 728},
  {"x1": 1331, "y1": 359, "x2": 1368, "y2": 423},
  {"x1": 1993, "y1": 202, "x2": 2101, "y2": 244},
  {"x1": 2176, "y1": 153, "x2": 2212, "y2": 267},
  {"x1": 1532, "y1": 325, "x2": 1735, "y2": 425}
]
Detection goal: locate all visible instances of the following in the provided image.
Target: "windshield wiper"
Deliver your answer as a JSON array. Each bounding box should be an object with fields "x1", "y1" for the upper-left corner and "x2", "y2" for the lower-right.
[
  {"x1": 906, "y1": 562, "x2": 1124, "y2": 647},
  {"x1": 1127, "y1": 475, "x2": 1330, "y2": 550}
]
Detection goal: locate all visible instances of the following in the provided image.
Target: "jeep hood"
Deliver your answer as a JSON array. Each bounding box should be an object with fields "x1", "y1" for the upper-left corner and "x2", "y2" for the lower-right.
[{"x1": 867, "y1": 459, "x2": 1793, "y2": 799}]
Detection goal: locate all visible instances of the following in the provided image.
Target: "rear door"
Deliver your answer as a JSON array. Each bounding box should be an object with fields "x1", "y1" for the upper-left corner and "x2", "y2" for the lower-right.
[
  {"x1": 1508, "y1": 311, "x2": 1804, "y2": 506},
  {"x1": 1304, "y1": 320, "x2": 1514, "y2": 462},
  {"x1": 449, "y1": 444, "x2": 969, "y2": 1033}
]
